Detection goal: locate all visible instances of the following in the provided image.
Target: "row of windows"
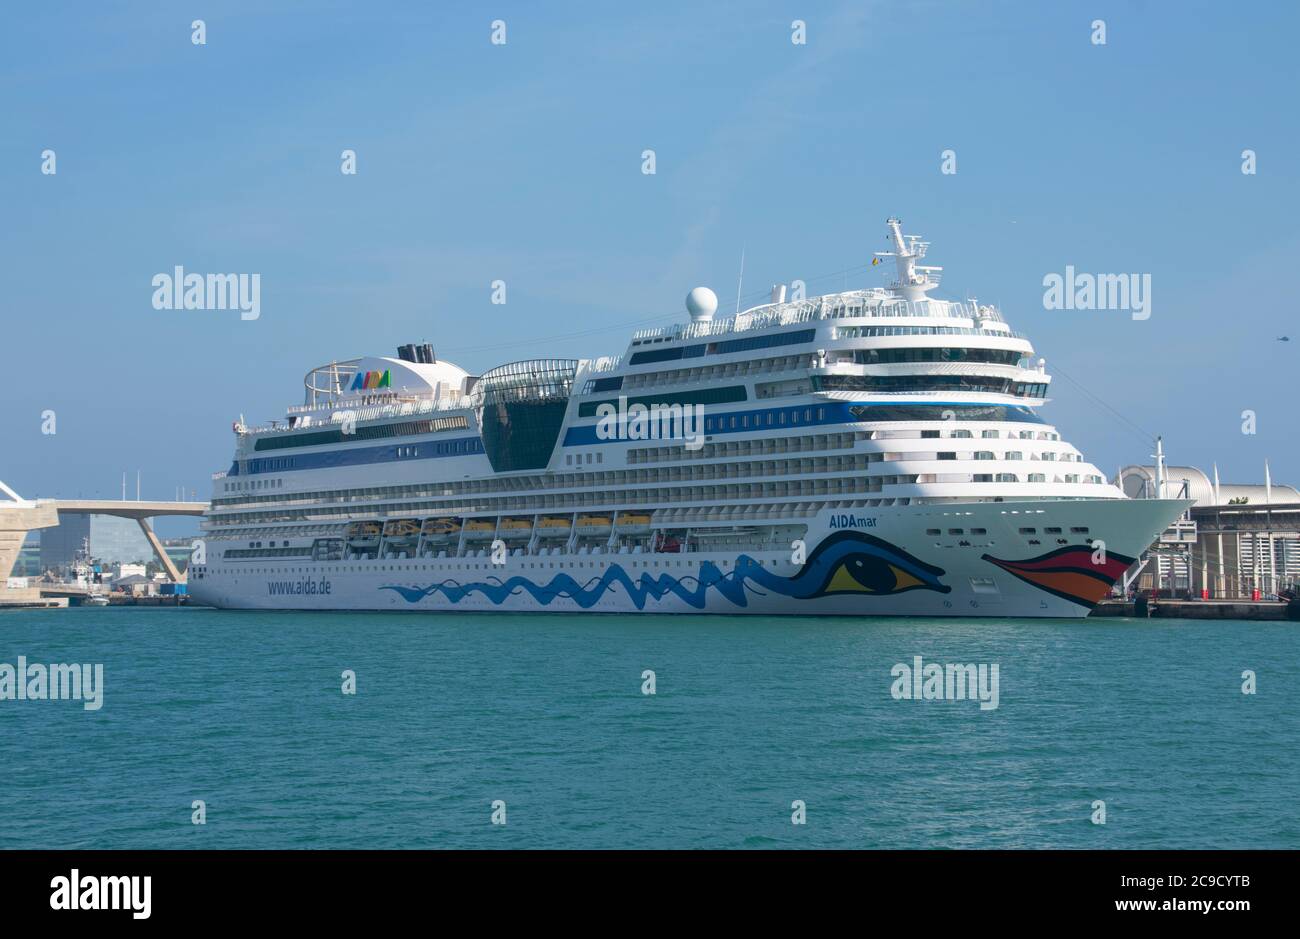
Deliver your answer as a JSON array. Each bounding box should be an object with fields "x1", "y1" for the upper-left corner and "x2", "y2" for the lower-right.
[
  {"x1": 586, "y1": 375, "x2": 624, "y2": 393},
  {"x1": 252, "y1": 416, "x2": 469, "y2": 452},
  {"x1": 629, "y1": 432, "x2": 861, "y2": 464},
  {"x1": 211, "y1": 556, "x2": 794, "y2": 577},
  {"x1": 925, "y1": 525, "x2": 1090, "y2": 536},
  {"x1": 626, "y1": 328, "x2": 816, "y2": 365},
  {"x1": 216, "y1": 429, "x2": 865, "y2": 511},
  {"x1": 206, "y1": 466, "x2": 1110, "y2": 532},
  {"x1": 222, "y1": 449, "x2": 1092, "y2": 520},
  {"x1": 223, "y1": 546, "x2": 313, "y2": 559},
  {"x1": 213, "y1": 444, "x2": 872, "y2": 509},
  {"x1": 852, "y1": 347, "x2": 1024, "y2": 366},
  {"x1": 848, "y1": 405, "x2": 1046, "y2": 425},
  {"x1": 229, "y1": 401, "x2": 1064, "y2": 496},
  {"x1": 620, "y1": 354, "x2": 816, "y2": 393},
  {"x1": 208, "y1": 477, "x2": 905, "y2": 527},
  {"x1": 207, "y1": 499, "x2": 900, "y2": 541},
  {"x1": 237, "y1": 436, "x2": 482, "y2": 478},
  {"x1": 215, "y1": 423, "x2": 1081, "y2": 514},
  {"x1": 968, "y1": 474, "x2": 1103, "y2": 484},
  {"x1": 226, "y1": 478, "x2": 285, "y2": 492},
  {"x1": 702, "y1": 406, "x2": 827, "y2": 433},
  {"x1": 576, "y1": 385, "x2": 747, "y2": 418},
  {"x1": 815, "y1": 375, "x2": 1048, "y2": 397},
  {"x1": 913, "y1": 428, "x2": 1061, "y2": 441},
  {"x1": 958, "y1": 451, "x2": 1079, "y2": 462}
]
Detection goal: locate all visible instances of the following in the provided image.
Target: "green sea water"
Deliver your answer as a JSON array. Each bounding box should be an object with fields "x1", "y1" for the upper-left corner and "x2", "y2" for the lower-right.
[{"x1": 1, "y1": 608, "x2": 1295, "y2": 849}]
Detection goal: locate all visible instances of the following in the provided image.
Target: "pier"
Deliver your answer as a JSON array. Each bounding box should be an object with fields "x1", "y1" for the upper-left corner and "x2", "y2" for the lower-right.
[{"x1": 1092, "y1": 598, "x2": 1295, "y2": 620}]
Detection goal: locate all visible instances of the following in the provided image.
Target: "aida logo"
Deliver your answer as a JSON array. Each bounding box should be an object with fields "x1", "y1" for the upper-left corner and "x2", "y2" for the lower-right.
[{"x1": 350, "y1": 370, "x2": 391, "y2": 391}]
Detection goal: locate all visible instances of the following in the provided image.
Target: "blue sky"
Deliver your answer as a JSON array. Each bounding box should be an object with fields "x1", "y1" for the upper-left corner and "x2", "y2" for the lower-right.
[{"x1": 2, "y1": 1, "x2": 1296, "y2": 535}]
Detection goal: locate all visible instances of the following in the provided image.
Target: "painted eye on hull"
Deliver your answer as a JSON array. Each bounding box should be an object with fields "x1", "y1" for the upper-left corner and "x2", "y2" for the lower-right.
[
  {"x1": 785, "y1": 531, "x2": 951, "y2": 598},
  {"x1": 825, "y1": 555, "x2": 927, "y2": 594}
]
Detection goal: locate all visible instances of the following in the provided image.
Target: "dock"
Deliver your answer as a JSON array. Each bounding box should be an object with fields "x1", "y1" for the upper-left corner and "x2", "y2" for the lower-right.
[
  {"x1": 0, "y1": 595, "x2": 68, "y2": 610},
  {"x1": 1092, "y1": 598, "x2": 1296, "y2": 620}
]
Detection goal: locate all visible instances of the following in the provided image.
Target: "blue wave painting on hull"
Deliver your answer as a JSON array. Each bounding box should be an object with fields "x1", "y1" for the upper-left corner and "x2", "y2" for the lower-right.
[{"x1": 379, "y1": 531, "x2": 950, "y2": 609}]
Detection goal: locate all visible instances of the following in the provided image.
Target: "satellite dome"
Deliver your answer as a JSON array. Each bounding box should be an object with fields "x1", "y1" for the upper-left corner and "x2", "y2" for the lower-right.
[{"x1": 685, "y1": 286, "x2": 718, "y2": 323}]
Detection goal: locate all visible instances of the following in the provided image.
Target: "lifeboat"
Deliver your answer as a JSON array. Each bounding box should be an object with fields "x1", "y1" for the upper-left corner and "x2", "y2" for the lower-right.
[
  {"x1": 574, "y1": 514, "x2": 612, "y2": 536},
  {"x1": 498, "y1": 517, "x2": 533, "y2": 538},
  {"x1": 345, "y1": 521, "x2": 382, "y2": 548},
  {"x1": 614, "y1": 512, "x2": 653, "y2": 535},
  {"x1": 382, "y1": 518, "x2": 421, "y2": 557},
  {"x1": 462, "y1": 518, "x2": 497, "y2": 540},
  {"x1": 345, "y1": 520, "x2": 382, "y2": 558},
  {"x1": 383, "y1": 518, "x2": 420, "y2": 539},
  {"x1": 536, "y1": 516, "x2": 572, "y2": 538},
  {"x1": 420, "y1": 517, "x2": 461, "y2": 544}
]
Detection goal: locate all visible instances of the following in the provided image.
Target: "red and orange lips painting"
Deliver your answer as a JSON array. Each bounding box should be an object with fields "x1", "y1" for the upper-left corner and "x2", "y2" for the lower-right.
[{"x1": 981, "y1": 545, "x2": 1135, "y2": 609}]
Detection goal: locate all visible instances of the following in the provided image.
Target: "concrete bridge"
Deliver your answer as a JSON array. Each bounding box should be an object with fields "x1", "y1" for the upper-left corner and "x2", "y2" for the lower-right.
[{"x1": 0, "y1": 479, "x2": 207, "y2": 589}]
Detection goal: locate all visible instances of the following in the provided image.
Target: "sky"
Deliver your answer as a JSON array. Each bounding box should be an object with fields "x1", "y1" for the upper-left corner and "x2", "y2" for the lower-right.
[{"x1": 2, "y1": 1, "x2": 1296, "y2": 537}]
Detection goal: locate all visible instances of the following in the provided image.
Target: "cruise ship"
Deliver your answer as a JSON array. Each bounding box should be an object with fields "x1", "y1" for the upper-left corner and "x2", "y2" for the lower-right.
[{"x1": 189, "y1": 219, "x2": 1188, "y2": 616}]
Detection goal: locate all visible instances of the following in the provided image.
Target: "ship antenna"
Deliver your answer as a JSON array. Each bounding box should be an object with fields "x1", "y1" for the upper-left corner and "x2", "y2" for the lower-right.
[
  {"x1": 734, "y1": 244, "x2": 746, "y2": 314},
  {"x1": 875, "y1": 216, "x2": 941, "y2": 303}
]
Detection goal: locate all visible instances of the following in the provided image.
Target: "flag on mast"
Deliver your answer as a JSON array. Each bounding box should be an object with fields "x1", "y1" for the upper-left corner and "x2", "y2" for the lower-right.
[
  {"x1": 1265, "y1": 460, "x2": 1272, "y2": 505},
  {"x1": 1212, "y1": 463, "x2": 1221, "y2": 504}
]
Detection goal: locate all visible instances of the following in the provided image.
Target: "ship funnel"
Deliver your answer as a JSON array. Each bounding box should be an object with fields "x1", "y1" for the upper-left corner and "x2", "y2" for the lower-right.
[{"x1": 397, "y1": 343, "x2": 437, "y2": 364}]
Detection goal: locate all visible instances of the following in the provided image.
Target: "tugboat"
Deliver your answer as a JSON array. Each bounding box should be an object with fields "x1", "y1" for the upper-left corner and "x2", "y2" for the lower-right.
[{"x1": 70, "y1": 538, "x2": 110, "y2": 606}]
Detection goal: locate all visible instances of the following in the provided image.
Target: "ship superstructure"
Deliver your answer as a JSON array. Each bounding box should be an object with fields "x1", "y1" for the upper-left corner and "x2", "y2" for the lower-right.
[{"x1": 189, "y1": 220, "x2": 1187, "y2": 616}]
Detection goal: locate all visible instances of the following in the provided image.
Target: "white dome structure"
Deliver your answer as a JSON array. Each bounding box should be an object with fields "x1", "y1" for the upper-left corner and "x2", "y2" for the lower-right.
[{"x1": 685, "y1": 286, "x2": 718, "y2": 323}]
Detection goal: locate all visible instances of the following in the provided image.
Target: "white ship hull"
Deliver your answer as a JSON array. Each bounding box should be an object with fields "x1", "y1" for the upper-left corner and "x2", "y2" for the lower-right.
[
  {"x1": 189, "y1": 498, "x2": 1186, "y2": 617},
  {"x1": 189, "y1": 220, "x2": 1189, "y2": 619}
]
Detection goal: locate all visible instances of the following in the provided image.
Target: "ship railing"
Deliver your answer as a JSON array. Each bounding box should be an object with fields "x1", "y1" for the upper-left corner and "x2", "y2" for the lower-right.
[
  {"x1": 631, "y1": 288, "x2": 1010, "y2": 344},
  {"x1": 285, "y1": 391, "x2": 426, "y2": 416},
  {"x1": 247, "y1": 393, "x2": 472, "y2": 435},
  {"x1": 831, "y1": 324, "x2": 1027, "y2": 340}
]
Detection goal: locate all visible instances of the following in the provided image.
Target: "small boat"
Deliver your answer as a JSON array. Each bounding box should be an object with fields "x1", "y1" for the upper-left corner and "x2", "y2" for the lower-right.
[
  {"x1": 382, "y1": 518, "x2": 421, "y2": 557},
  {"x1": 420, "y1": 517, "x2": 461, "y2": 544},
  {"x1": 345, "y1": 521, "x2": 382, "y2": 547},
  {"x1": 84, "y1": 595, "x2": 110, "y2": 607},
  {"x1": 498, "y1": 517, "x2": 533, "y2": 537},
  {"x1": 345, "y1": 520, "x2": 383, "y2": 558},
  {"x1": 614, "y1": 512, "x2": 653, "y2": 535},
  {"x1": 462, "y1": 519, "x2": 497, "y2": 540},
  {"x1": 536, "y1": 516, "x2": 572, "y2": 538},
  {"x1": 575, "y1": 515, "x2": 612, "y2": 536}
]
